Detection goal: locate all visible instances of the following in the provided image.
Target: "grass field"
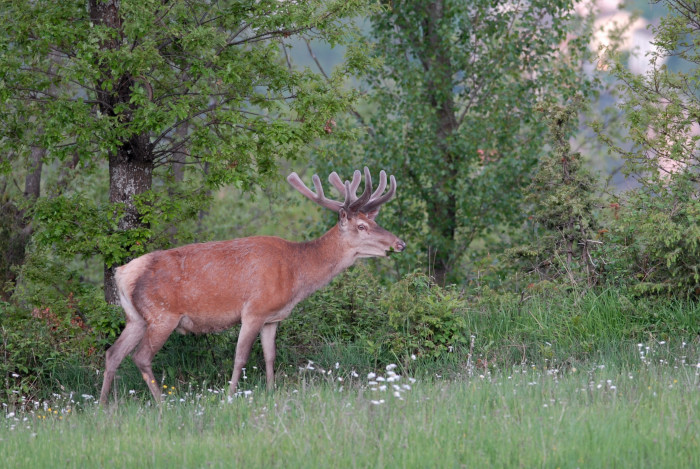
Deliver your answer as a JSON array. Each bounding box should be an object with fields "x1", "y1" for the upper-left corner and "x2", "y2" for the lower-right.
[{"x1": 2, "y1": 346, "x2": 698, "y2": 468}]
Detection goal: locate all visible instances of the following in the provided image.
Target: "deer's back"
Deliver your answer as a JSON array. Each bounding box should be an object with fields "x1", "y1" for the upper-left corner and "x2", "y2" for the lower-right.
[{"x1": 117, "y1": 237, "x2": 299, "y2": 331}]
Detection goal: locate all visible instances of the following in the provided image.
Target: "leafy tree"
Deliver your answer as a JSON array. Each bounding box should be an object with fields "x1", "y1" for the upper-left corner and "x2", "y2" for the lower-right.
[
  {"x1": 321, "y1": 0, "x2": 596, "y2": 284},
  {"x1": 508, "y1": 98, "x2": 601, "y2": 287},
  {"x1": 595, "y1": 0, "x2": 700, "y2": 297},
  {"x1": 0, "y1": 0, "x2": 368, "y2": 303}
]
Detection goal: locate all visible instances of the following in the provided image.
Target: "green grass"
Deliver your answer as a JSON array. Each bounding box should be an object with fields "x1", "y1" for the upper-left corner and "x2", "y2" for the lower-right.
[
  {"x1": 2, "y1": 288, "x2": 698, "y2": 467},
  {"x1": 2, "y1": 356, "x2": 698, "y2": 468}
]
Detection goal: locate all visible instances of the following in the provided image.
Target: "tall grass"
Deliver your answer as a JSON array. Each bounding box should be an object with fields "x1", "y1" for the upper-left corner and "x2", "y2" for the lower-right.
[
  {"x1": 1, "y1": 358, "x2": 698, "y2": 468},
  {"x1": 3, "y1": 286, "x2": 698, "y2": 467},
  {"x1": 23, "y1": 287, "x2": 699, "y2": 403}
]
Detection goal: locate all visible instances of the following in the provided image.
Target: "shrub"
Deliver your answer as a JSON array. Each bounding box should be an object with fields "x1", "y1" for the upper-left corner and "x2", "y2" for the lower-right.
[
  {"x1": 508, "y1": 98, "x2": 601, "y2": 288},
  {"x1": 595, "y1": 0, "x2": 700, "y2": 298},
  {"x1": 279, "y1": 266, "x2": 470, "y2": 366},
  {"x1": 382, "y1": 273, "x2": 468, "y2": 360}
]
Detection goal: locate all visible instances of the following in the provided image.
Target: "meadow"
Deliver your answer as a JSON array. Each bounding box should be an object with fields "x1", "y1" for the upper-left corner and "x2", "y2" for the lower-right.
[{"x1": 1, "y1": 335, "x2": 698, "y2": 468}]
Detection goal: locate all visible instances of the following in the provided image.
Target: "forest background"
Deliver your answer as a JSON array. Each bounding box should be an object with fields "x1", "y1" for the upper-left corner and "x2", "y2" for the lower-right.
[{"x1": 0, "y1": 0, "x2": 698, "y2": 408}]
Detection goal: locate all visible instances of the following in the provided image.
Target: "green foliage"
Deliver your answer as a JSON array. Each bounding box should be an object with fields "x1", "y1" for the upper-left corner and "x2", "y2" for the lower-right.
[
  {"x1": 382, "y1": 273, "x2": 468, "y2": 359},
  {"x1": 601, "y1": 187, "x2": 700, "y2": 297},
  {"x1": 280, "y1": 266, "x2": 469, "y2": 365},
  {"x1": 0, "y1": 308, "x2": 61, "y2": 405},
  {"x1": 281, "y1": 264, "x2": 386, "y2": 347},
  {"x1": 595, "y1": 0, "x2": 700, "y2": 297},
  {"x1": 0, "y1": 0, "x2": 370, "y2": 301},
  {"x1": 11, "y1": 244, "x2": 123, "y2": 350},
  {"x1": 508, "y1": 98, "x2": 601, "y2": 287},
  {"x1": 0, "y1": 295, "x2": 110, "y2": 405},
  {"x1": 319, "y1": 0, "x2": 598, "y2": 283}
]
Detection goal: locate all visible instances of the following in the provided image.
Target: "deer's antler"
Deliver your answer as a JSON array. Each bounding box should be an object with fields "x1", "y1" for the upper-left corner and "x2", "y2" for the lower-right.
[{"x1": 288, "y1": 167, "x2": 396, "y2": 215}]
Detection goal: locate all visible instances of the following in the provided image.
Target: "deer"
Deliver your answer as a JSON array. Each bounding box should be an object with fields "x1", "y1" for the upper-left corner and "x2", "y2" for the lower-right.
[{"x1": 99, "y1": 167, "x2": 405, "y2": 405}]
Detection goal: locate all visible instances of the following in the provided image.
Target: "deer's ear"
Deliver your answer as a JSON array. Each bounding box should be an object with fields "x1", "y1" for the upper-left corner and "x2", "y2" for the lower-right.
[
  {"x1": 338, "y1": 208, "x2": 349, "y2": 227},
  {"x1": 364, "y1": 208, "x2": 380, "y2": 221}
]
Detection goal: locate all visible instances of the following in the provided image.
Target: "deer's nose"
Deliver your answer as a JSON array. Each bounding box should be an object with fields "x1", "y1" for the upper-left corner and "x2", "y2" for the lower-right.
[{"x1": 395, "y1": 240, "x2": 406, "y2": 252}]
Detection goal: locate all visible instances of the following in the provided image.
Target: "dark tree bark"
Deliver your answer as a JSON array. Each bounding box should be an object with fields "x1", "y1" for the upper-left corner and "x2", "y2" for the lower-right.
[
  {"x1": 419, "y1": 1, "x2": 459, "y2": 285},
  {"x1": 90, "y1": 0, "x2": 154, "y2": 304},
  {"x1": 103, "y1": 133, "x2": 153, "y2": 304},
  {"x1": 0, "y1": 145, "x2": 44, "y2": 300},
  {"x1": 24, "y1": 146, "x2": 43, "y2": 200}
]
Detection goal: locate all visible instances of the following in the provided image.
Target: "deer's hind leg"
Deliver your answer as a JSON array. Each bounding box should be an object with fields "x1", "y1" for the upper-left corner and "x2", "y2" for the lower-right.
[
  {"x1": 100, "y1": 317, "x2": 147, "y2": 405},
  {"x1": 131, "y1": 316, "x2": 180, "y2": 403}
]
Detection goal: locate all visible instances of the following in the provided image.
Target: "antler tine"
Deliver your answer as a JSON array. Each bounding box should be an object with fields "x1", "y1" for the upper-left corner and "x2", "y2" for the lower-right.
[
  {"x1": 362, "y1": 174, "x2": 397, "y2": 214},
  {"x1": 348, "y1": 167, "x2": 373, "y2": 212},
  {"x1": 329, "y1": 170, "x2": 362, "y2": 204},
  {"x1": 370, "y1": 170, "x2": 387, "y2": 200},
  {"x1": 287, "y1": 172, "x2": 344, "y2": 212},
  {"x1": 328, "y1": 172, "x2": 345, "y2": 196}
]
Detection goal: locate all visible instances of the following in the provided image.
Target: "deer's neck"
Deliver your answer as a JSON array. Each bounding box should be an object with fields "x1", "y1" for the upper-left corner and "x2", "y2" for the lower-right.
[{"x1": 295, "y1": 225, "x2": 354, "y2": 290}]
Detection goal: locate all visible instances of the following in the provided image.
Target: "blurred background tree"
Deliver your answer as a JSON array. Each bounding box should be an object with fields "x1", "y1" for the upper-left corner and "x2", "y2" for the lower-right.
[
  {"x1": 595, "y1": 0, "x2": 700, "y2": 297},
  {"x1": 508, "y1": 97, "x2": 601, "y2": 288},
  {"x1": 317, "y1": 0, "x2": 597, "y2": 284}
]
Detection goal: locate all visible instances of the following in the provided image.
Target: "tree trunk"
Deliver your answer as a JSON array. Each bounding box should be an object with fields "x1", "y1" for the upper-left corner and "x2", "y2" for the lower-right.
[
  {"x1": 90, "y1": 1, "x2": 154, "y2": 304},
  {"x1": 104, "y1": 134, "x2": 153, "y2": 304},
  {"x1": 422, "y1": 0, "x2": 459, "y2": 285},
  {"x1": 0, "y1": 145, "x2": 44, "y2": 300},
  {"x1": 24, "y1": 146, "x2": 43, "y2": 200}
]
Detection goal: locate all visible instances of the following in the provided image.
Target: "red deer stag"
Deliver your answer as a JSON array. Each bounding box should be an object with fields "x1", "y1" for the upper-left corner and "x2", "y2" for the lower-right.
[{"x1": 99, "y1": 167, "x2": 405, "y2": 404}]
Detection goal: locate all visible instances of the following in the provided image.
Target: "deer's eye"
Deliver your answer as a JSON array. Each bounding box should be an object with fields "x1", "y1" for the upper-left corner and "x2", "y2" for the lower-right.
[{"x1": 358, "y1": 224, "x2": 367, "y2": 231}]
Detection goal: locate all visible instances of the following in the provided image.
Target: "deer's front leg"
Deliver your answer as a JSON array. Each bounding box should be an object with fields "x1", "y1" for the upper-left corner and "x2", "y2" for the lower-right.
[
  {"x1": 229, "y1": 320, "x2": 264, "y2": 396},
  {"x1": 260, "y1": 322, "x2": 279, "y2": 391}
]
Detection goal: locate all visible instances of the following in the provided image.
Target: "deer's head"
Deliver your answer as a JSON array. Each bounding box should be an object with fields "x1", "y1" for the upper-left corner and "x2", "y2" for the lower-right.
[{"x1": 287, "y1": 167, "x2": 406, "y2": 258}]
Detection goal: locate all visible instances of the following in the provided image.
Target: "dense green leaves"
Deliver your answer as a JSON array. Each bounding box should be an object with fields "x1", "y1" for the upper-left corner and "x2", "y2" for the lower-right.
[
  {"x1": 0, "y1": 0, "x2": 369, "y2": 300},
  {"x1": 596, "y1": 0, "x2": 700, "y2": 297},
  {"x1": 508, "y1": 98, "x2": 601, "y2": 287},
  {"x1": 321, "y1": 0, "x2": 597, "y2": 283}
]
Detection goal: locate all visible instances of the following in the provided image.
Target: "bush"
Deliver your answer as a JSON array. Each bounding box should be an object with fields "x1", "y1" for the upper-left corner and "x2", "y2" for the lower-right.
[
  {"x1": 508, "y1": 98, "x2": 601, "y2": 288},
  {"x1": 382, "y1": 273, "x2": 468, "y2": 360},
  {"x1": 595, "y1": 0, "x2": 700, "y2": 298},
  {"x1": 279, "y1": 266, "x2": 469, "y2": 366},
  {"x1": 601, "y1": 185, "x2": 700, "y2": 297}
]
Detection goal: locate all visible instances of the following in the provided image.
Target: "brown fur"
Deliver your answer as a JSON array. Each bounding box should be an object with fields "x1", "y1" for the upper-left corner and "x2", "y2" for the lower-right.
[{"x1": 99, "y1": 212, "x2": 405, "y2": 405}]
